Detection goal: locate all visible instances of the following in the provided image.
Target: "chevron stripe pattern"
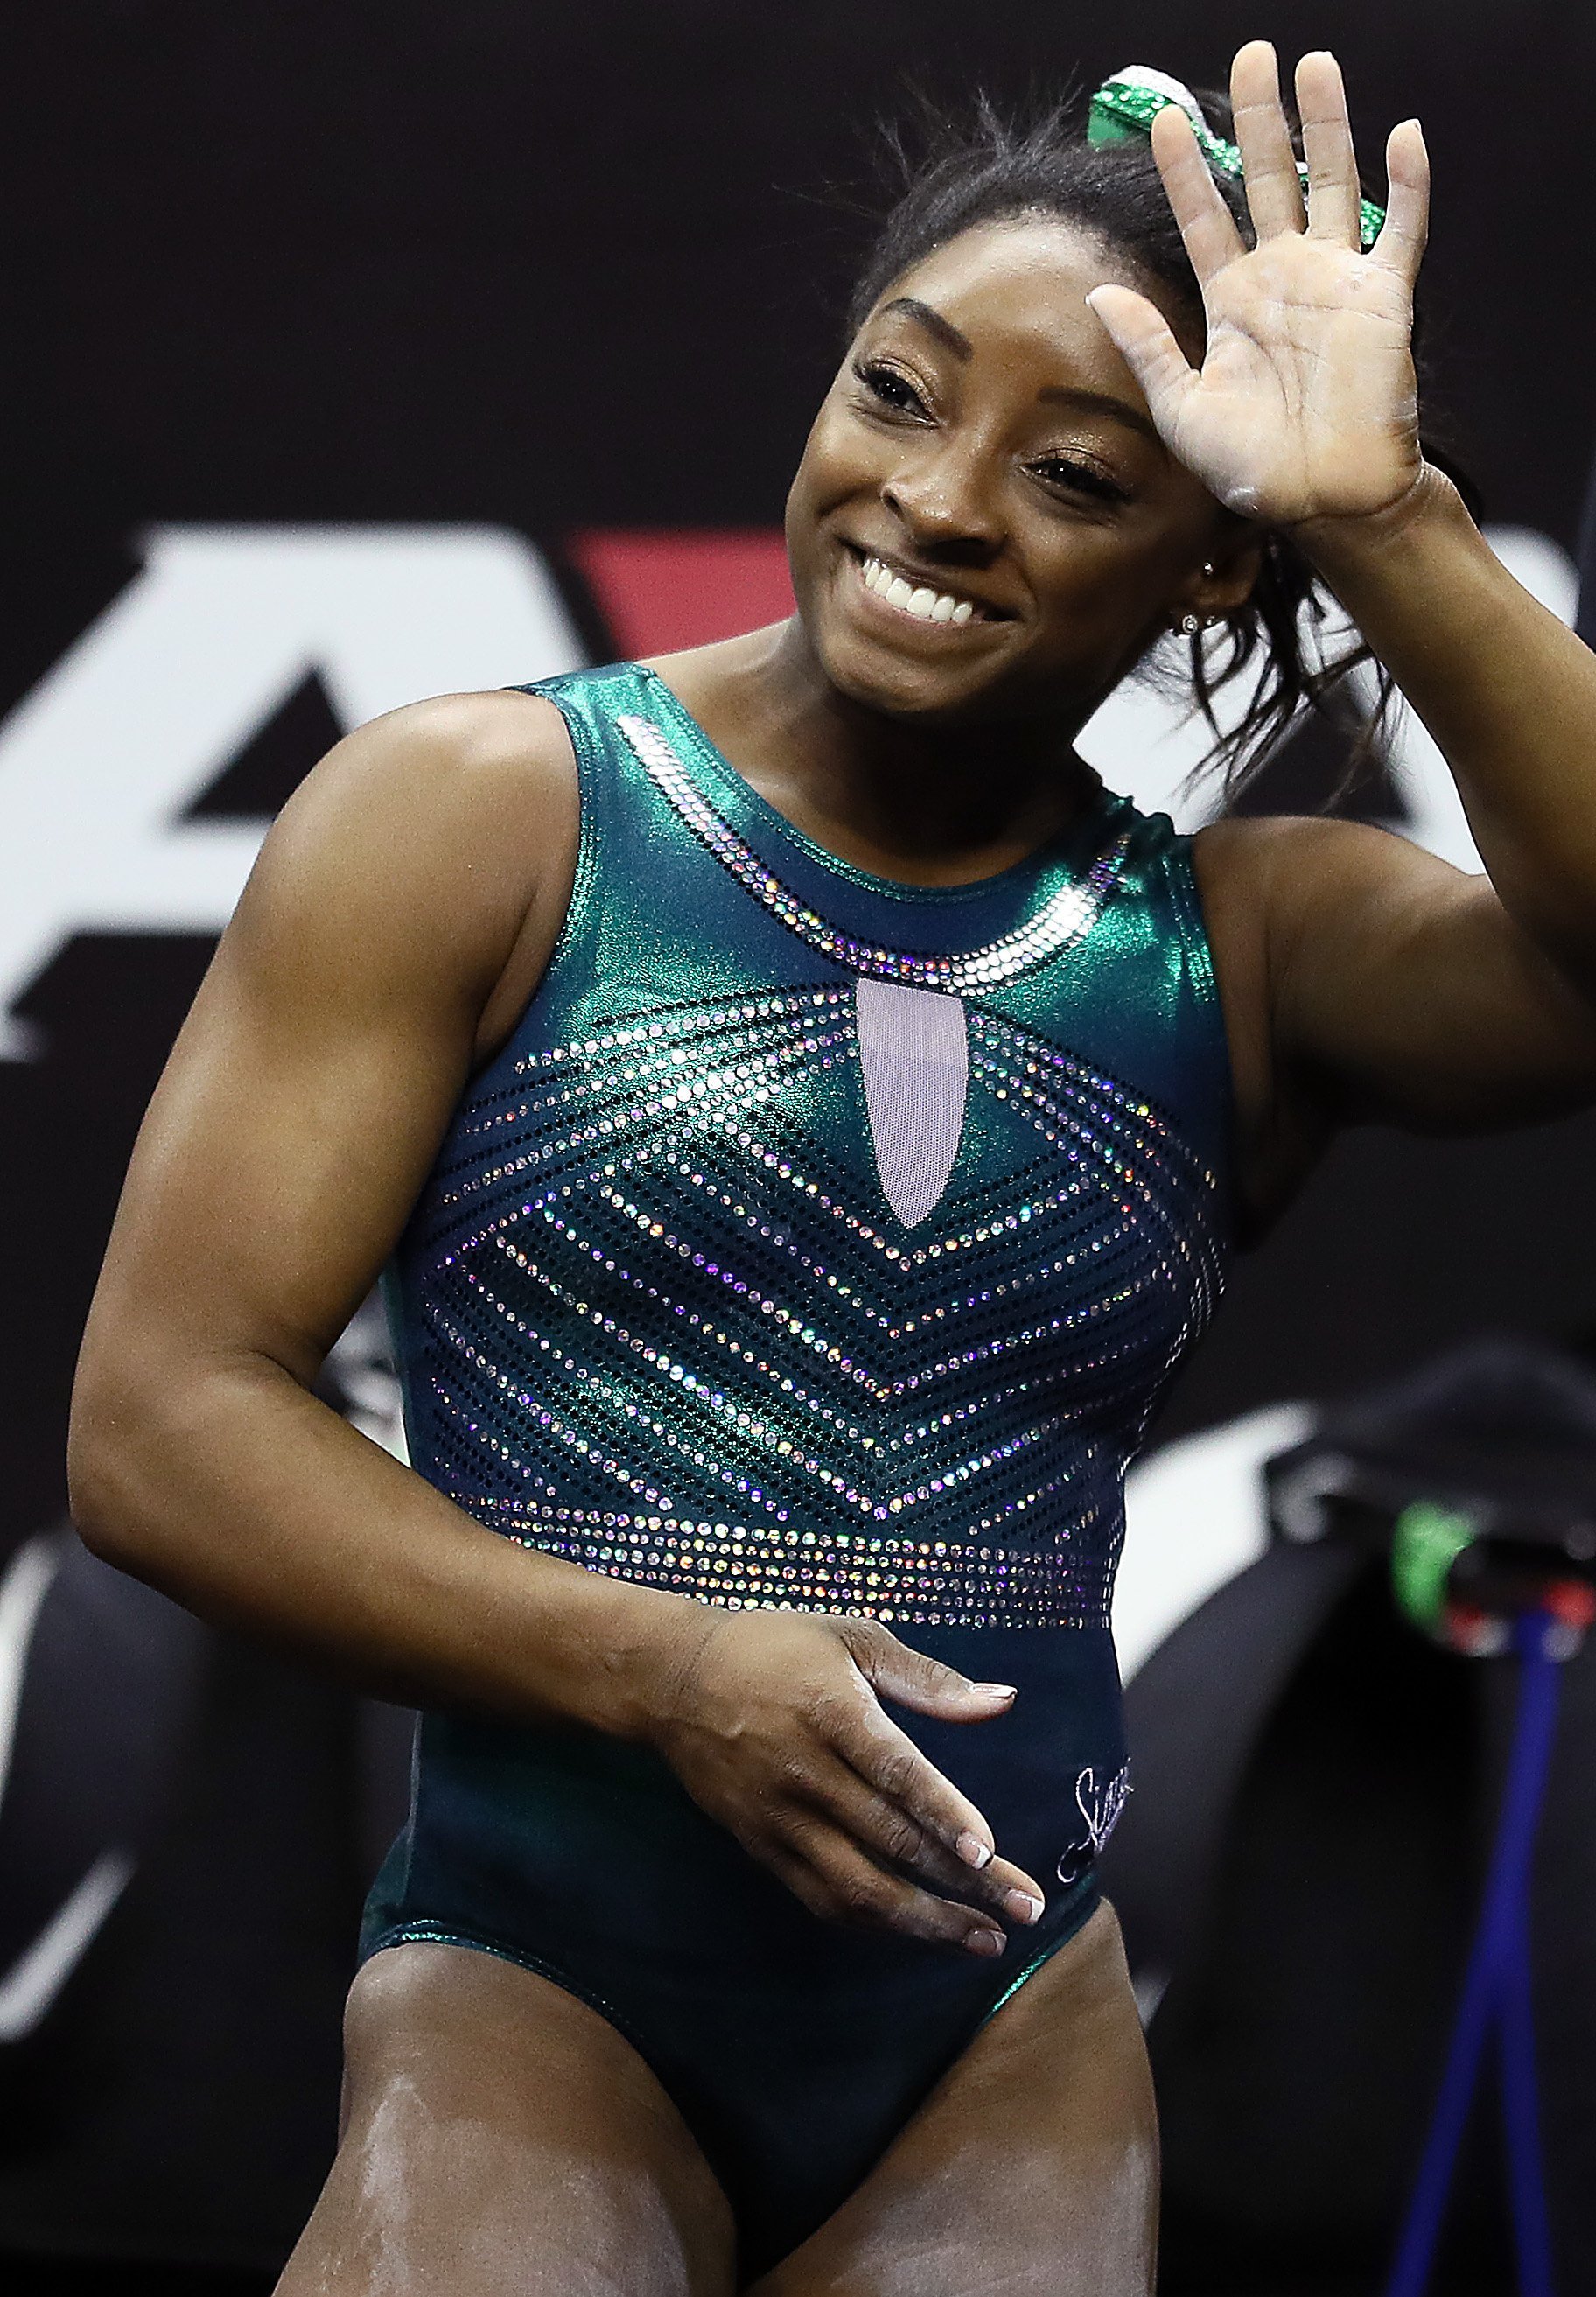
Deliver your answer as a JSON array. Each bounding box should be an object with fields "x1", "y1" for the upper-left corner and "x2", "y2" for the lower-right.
[{"x1": 402, "y1": 977, "x2": 1224, "y2": 1630}]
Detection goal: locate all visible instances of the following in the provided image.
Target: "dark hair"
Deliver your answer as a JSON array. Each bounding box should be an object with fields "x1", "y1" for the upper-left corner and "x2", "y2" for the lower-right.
[{"x1": 847, "y1": 89, "x2": 1471, "y2": 803}]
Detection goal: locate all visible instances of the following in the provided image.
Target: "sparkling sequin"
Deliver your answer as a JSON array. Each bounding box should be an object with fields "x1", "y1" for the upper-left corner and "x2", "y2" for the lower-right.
[
  {"x1": 616, "y1": 714, "x2": 1132, "y2": 992},
  {"x1": 390, "y1": 665, "x2": 1232, "y2": 1633},
  {"x1": 401, "y1": 982, "x2": 1225, "y2": 1629}
]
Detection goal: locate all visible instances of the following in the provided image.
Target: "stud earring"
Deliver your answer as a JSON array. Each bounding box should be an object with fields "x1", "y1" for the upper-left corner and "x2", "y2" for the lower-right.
[
  {"x1": 1202, "y1": 561, "x2": 1216, "y2": 577},
  {"x1": 1179, "y1": 612, "x2": 1202, "y2": 637}
]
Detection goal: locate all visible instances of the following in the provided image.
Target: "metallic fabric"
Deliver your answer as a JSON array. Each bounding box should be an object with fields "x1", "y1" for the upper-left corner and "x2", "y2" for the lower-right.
[{"x1": 389, "y1": 663, "x2": 1233, "y2": 1636}]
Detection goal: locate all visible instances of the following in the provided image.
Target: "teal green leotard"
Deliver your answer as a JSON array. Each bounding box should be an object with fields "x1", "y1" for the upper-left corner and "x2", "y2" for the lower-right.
[{"x1": 362, "y1": 662, "x2": 1232, "y2": 2271}]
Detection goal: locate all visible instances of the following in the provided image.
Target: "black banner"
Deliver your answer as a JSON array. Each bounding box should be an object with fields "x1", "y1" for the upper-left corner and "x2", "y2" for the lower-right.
[{"x1": 3, "y1": 4, "x2": 1594, "y2": 2276}]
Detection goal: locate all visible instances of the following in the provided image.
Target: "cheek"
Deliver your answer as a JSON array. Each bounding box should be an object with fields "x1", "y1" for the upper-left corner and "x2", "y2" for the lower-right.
[
  {"x1": 791, "y1": 395, "x2": 889, "y2": 516},
  {"x1": 785, "y1": 405, "x2": 878, "y2": 587},
  {"x1": 1027, "y1": 526, "x2": 1158, "y2": 635},
  {"x1": 1036, "y1": 505, "x2": 1206, "y2": 622}
]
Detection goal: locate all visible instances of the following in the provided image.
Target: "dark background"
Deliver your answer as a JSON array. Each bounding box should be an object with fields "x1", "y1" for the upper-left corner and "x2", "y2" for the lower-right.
[
  {"x1": 2, "y1": 4, "x2": 1594, "y2": 2285},
  {"x1": 5, "y1": 0, "x2": 1596, "y2": 1546}
]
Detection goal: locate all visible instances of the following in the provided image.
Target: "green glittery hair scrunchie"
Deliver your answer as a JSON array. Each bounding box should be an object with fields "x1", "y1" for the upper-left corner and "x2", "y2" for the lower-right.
[{"x1": 1088, "y1": 64, "x2": 1387, "y2": 251}]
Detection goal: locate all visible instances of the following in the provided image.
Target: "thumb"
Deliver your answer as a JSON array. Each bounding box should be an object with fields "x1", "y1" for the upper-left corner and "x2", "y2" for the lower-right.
[{"x1": 840, "y1": 1620, "x2": 1016, "y2": 1722}]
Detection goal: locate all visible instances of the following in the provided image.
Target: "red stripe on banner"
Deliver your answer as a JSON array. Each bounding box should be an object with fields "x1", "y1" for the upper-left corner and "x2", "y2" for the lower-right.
[{"x1": 570, "y1": 529, "x2": 794, "y2": 655}]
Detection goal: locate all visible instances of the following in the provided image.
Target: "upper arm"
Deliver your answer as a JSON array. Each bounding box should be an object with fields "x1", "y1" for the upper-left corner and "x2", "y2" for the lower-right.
[
  {"x1": 1199, "y1": 815, "x2": 1596, "y2": 1152},
  {"x1": 80, "y1": 688, "x2": 578, "y2": 1391}
]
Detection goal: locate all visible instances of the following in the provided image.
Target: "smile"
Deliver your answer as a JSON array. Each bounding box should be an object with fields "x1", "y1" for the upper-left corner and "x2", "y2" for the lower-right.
[{"x1": 852, "y1": 550, "x2": 997, "y2": 627}]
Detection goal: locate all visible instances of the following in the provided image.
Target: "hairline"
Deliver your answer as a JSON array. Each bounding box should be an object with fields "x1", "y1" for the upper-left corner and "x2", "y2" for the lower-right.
[{"x1": 847, "y1": 202, "x2": 1203, "y2": 347}]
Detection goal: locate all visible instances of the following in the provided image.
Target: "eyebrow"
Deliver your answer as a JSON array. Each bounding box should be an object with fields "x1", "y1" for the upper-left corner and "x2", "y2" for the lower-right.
[
  {"x1": 879, "y1": 296, "x2": 972, "y2": 361},
  {"x1": 1036, "y1": 383, "x2": 1162, "y2": 448},
  {"x1": 878, "y1": 298, "x2": 1163, "y2": 451}
]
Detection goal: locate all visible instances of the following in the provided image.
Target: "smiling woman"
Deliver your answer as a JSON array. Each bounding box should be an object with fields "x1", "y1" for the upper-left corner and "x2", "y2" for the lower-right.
[{"x1": 66, "y1": 39, "x2": 1596, "y2": 2297}]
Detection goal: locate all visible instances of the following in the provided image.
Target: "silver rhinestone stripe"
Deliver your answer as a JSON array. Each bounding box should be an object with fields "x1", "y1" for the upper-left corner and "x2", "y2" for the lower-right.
[
  {"x1": 616, "y1": 713, "x2": 1131, "y2": 991},
  {"x1": 403, "y1": 990, "x2": 1227, "y2": 1627},
  {"x1": 472, "y1": 1499, "x2": 1117, "y2": 1629}
]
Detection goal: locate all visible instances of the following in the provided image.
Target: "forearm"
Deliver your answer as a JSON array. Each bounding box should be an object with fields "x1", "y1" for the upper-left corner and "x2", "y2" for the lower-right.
[
  {"x1": 67, "y1": 1343, "x2": 704, "y2": 1740},
  {"x1": 1301, "y1": 468, "x2": 1596, "y2": 980}
]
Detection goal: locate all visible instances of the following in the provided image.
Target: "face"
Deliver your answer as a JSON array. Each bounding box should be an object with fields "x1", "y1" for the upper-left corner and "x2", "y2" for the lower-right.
[{"x1": 784, "y1": 217, "x2": 1252, "y2": 732}]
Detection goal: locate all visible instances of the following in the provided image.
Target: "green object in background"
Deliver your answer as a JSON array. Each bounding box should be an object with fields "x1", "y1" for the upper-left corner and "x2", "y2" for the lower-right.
[{"x1": 1391, "y1": 1500, "x2": 1479, "y2": 1635}]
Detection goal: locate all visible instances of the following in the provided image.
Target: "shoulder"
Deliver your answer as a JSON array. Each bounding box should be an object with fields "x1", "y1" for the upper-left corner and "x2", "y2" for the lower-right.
[
  {"x1": 226, "y1": 688, "x2": 582, "y2": 1038},
  {"x1": 1193, "y1": 810, "x2": 1473, "y2": 909},
  {"x1": 1193, "y1": 812, "x2": 1487, "y2": 1006},
  {"x1": 270, "y1": 687, "x2": 575, "y2": 862}
]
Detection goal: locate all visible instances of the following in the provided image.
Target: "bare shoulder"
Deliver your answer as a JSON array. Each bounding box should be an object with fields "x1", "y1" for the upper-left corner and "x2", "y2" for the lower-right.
[
  {"x1": 1194, "y1": 809, "x2": 1596, "y2": 1143},
  {"x1": 1194, "y1": 809, "x2": 1478, "y2": 923},
  {"x1": 1191, "y1": 808, "x2": 1480, "y2": 1008},
  {"x1": 1187, "y1": 812, "x2": 1489, "y2": 1222},
  {"x1": 265, "y1": 687, "x2": 575, "y2": 902},
  {"x1": 233, "y1": 687, "x2": 580, "y2": 1052}
]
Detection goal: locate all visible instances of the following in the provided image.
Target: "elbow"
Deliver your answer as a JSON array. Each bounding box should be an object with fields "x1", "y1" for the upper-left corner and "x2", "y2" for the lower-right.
[
  {"x1": 66, "y1": 1368, "x2": 149, "y2": 1570},
  {"x1": 66, "y1": 1323, "x2": 186, "y2": 1575}
]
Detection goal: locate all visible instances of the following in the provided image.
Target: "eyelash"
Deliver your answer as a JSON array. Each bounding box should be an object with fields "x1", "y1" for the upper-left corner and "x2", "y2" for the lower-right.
[
  {"x1": 850, "y1": 360, "x2": 1130, "y2": 507},
  {"x1": 853, "y1": 359, "x2": 930, "y2": 418},
  {"x1": 1031, "y1": 457, "x2": 1130, "y2": 506}
]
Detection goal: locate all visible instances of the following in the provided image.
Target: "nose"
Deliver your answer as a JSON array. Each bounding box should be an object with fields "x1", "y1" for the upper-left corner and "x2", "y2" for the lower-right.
[{"x1": 881, "y1": 439, "x2": 1004, "y2": 565}]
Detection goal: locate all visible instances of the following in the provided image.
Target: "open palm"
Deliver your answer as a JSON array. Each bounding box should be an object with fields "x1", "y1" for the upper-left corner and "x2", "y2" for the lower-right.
[{"x1": 1089, "y1": 45, "x2": 1430, "y2": 529}]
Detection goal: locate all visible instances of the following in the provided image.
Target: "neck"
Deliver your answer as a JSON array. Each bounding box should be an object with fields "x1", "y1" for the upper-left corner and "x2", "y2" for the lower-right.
[{"x1": 657, "y1": 620, "x2": 1102, "y2": 888}]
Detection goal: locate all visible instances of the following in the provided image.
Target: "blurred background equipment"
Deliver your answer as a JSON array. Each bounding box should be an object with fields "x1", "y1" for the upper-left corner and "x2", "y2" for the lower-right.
[
  {"x1": 5, "y1": 4, "x2": 1596, "y2": 2289},
  {"x1": 1104, "y1": 1341, "x2": 1596, "y2": 2297},
  {"x1": 0, "y1": 1309, "x2": 413, "y2": 2291}
]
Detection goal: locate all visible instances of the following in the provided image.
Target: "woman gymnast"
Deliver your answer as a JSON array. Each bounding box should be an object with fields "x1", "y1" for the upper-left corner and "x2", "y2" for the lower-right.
[{"x1": 70, "y1": 40, "x2": 1596, "y2": 2296}]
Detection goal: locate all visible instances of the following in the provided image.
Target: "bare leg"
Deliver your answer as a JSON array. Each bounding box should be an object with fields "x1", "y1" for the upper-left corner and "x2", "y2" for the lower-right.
[
  {"x1": 752, "y1": 1902, "x2": 1157, "y2": 2297},
  {"x1": 276, "y1": 1943, "x2": 736, "y2": 2297}
]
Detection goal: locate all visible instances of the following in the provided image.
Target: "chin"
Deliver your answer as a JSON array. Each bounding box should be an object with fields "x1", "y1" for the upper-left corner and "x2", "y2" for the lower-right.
[{"x1": 809, "y1": 619, "x2": 1002, "y2": 728}]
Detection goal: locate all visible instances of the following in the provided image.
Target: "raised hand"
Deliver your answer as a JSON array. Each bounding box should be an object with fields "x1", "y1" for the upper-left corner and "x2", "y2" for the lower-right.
[
  {"x1": 645, "y1": 1607, "x2": 1046, "y2": 1954},
  {"x1": 1088, "y1": 42, "x2": 1429, "y2": 529}
]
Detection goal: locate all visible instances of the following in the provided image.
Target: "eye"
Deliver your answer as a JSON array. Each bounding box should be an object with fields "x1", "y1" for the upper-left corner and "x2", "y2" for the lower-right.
[
  {"x1": 851, "y1": 359, "x2": 931, "y2": 420},
  {"x1": 1031, "y1": 456, "x2": 1130, "y2": 506}
]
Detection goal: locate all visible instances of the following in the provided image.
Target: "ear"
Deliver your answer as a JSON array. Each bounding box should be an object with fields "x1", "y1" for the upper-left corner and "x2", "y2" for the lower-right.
[{"x1": 1173, "y1": 530, "x2": 1266, "y2": 629}]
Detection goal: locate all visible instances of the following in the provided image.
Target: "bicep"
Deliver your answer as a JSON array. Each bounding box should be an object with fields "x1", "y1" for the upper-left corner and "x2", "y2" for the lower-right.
[
  {"x1": 1269, "y1": 821, "x2": 1596, "y2": 1132},
  {"x1": 88, "y1": 695, "x2": 569, "y2": 1384}
]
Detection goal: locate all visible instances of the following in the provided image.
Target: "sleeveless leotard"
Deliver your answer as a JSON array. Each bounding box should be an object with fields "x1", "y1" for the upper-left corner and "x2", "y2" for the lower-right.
[{"x1": 362, "y1": 662, "x2": 1232, "y2": 2270}]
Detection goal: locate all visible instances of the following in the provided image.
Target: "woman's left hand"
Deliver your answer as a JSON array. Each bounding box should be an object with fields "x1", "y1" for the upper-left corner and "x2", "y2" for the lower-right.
[{"x1": 1088, "y1": 42, "x2": 1429, "y2": 530}]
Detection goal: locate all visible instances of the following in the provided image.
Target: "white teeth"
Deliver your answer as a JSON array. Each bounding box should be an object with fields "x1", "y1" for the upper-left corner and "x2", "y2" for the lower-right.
[{"x1": 857, "y1": 553, "x2": 983, "y2": 627}]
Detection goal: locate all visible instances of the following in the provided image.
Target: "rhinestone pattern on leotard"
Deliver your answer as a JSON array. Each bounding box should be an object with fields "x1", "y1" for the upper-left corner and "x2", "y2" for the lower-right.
[
  {"x1": 402, "y1": 968, "x2": 1225, "y2": 1628},
  {"x1": 616, "y1": 714, "x2": 1134, "y2": 992}
]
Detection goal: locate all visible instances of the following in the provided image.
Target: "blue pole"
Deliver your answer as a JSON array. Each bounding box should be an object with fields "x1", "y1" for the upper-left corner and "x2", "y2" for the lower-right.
[
  {"x1": 1500, "y1": 1886, "x2": 1555, "y2": 2297},
  {"x1": 1386, "y1": 1614, "x2": 1564, "y2": 2297}
]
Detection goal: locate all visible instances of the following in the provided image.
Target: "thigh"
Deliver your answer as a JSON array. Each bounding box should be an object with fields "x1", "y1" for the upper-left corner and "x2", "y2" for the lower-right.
[
  {"x1": 276, "y1": 1941, "x2": 736, "y2": 2297},
  {"x1": 752, "y1": 1902, "x2": 1157, "y2": 2297}
]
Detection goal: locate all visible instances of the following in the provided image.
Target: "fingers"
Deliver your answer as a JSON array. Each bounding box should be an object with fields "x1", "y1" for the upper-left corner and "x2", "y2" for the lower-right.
[
  {"x1": 1295, "y1": 50, "x2": 1362, "y2": 246},
  {"x1": 1230, "y1": 39, "x2": 1305, "y2": 242},
  {"x1": 1372, "y1": 117, "x2": 1430, "y2": 287},
  {"x1": 844, "y1": 1686, "x2": 1004, "y2": 1867},
  {"x1": 1147, "y1": 105, "x2": 1245, "y2": 287},
  {"x1": 760, "y1": 1821, "x2": 1010, "y2": 1957},
  {"x1": 841, "y1": 1616, "x2": 1016, "y2": 1725},
  {"x1": 811, "y1": 1754, "x2": 1046, "y2": 1928},
  {"x1": 1084, "y1": 285, "x2": 1196, "y2": 439}
]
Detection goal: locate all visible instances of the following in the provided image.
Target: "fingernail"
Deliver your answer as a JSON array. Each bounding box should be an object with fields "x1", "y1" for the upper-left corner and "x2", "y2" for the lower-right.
[
  {"x1": 956, "y1": 1831, "x2": 993, "y2": 1870},
  {"x1": 966, "y1": 1928, "x2": 1004, "y2": 1957},
  {"x1": 973, "y1": 1682, "x2": 1017, "y2": 1699},
  {"x1": 1005, "y1": 1889, "x2": 1045, "y2": 1925}
]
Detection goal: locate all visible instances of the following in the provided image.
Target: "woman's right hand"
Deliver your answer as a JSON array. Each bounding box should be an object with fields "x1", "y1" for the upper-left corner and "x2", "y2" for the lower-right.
[{"x1": 642, "y1": 1608, "x2": 1047, "y2": 1956}]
